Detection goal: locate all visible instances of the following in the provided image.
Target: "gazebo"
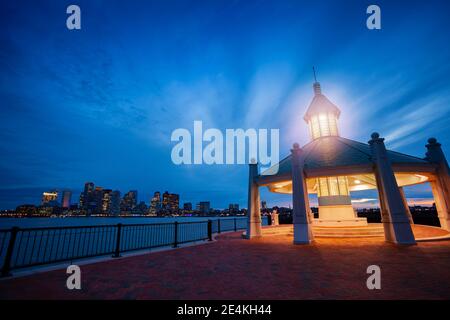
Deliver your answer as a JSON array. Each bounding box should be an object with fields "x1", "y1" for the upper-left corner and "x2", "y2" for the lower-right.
[{"x1": 246, "y1": 80, "x2": 450, "y2": 245}]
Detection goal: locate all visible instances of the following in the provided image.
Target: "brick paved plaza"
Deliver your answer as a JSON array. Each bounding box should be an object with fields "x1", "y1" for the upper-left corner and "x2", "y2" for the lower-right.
[{"x1": 1, "y1": 225, "x2": 449, "y2": 300}]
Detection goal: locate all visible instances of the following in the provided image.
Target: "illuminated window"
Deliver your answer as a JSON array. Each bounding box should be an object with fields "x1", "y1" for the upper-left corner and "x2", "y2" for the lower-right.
[
  {"x1": 337, "y1": 176, "x2": 349, "y2": 195},
  {"x1": 318, "y1": 114, "x2": 330, "y2": 137},
  {"x1": 308, "y1": 113, "x2": 339, "y2": 140},
  {"x1": 318, "y1": 177, "x2": 329, "y2": 196},
  {"x1": 310, "y1": 116, "x2": 321, "y2": 139},
  {"x1": 328, "y1": 177, "x2": 339, "y2": 195},
  {"x1": 317, "y1": 176, "x2": 350, "y2": 197},
  {"x1": 328, "y1": 113, "x2": 338, "y2": 136}
]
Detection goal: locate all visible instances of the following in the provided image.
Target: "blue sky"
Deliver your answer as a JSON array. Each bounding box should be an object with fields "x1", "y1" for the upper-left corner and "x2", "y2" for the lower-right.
[{"x1": 1, "y1": 0, "x2": 450, "y2": 210}]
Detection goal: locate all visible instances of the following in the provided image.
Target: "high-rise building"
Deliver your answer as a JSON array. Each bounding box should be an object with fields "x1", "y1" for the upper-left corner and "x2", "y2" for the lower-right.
[
  {"x1": 102, "y1": 189, "x2": 113, "y2": 213},
  {"x1": 121, "y1": 190, "x2": 138, "y2": 213},
  {"x1": 110, "y1": 190, "x2": 121, "y2": 216},
  {"x1": 183, "y1": 202, "x2": 193, "y2": 211},
  {"x1": 61, "y1": 190, "x2": 72, "y2": 208},
  {"x1": 92, "y1": 186, "x2": 104, "y2": 214},
  {"x1": 79, "y1": 182, "x2": 95, "y2": 212},
  {"x1": 197, "y1": 201, "x2": 211, "y2": 214},
  {"x1": 169, "y1": 193, "x2": 179, "y2": 211},
  {"x1": 162, "y1": 191, "x2": 170, "y2": 209},
  {"x1": 162, "y1": 191, "x2": 179, "y2": 212},
  {"x1": 41, "y1": 190, "x2": 58, "y2": 206},
  {"x1": 150, "y1": 191, "x2": 161, "y2": 214}
]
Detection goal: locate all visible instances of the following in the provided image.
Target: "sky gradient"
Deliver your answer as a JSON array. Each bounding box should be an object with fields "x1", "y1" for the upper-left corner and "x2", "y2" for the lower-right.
[{"x1": 1, "y1": 0, "x2": 450, "y2": 210}]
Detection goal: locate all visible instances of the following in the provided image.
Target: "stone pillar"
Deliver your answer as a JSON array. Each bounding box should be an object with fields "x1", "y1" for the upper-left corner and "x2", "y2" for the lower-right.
[
  {"x1": 430, "y1": 181, "x2": 450, "y2": 231},
  {"x1": 369, "y1": 133, "x2": 416, "y2": 245},
  {"x1": 426, "y1": 138, "x2": 450, "y2": 231},
  {"x1": 291, "y1": 143, "x2": 313, "y2": 244},
  {"x1": 399, "y1": 187, "x2": 414, "y2": 224},
  {"x1": 246, "y1": 160, "x2": 262, "y2": 238},
  {"x1": 373, "y1": 169, "x2": 395, "y2": 240}
]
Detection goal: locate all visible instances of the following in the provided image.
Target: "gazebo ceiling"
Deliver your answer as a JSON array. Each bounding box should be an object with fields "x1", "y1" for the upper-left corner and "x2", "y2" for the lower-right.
[
  {"x1": 267, "y1": 172, "x2": 431, "y2": 194},
  {"x1": 260, "y1": 136, "x2": 435, "y2": 194}
]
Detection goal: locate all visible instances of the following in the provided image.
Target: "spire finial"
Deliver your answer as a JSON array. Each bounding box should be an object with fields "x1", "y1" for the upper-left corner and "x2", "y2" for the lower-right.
[{"x1": 312, "y1": 66, "x2": 321, "y2": 95}]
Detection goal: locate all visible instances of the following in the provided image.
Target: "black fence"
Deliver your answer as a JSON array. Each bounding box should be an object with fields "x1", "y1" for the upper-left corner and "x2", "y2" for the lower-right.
[{"x1": 0, "y1": 217, "x2": 258, "y2": 277}]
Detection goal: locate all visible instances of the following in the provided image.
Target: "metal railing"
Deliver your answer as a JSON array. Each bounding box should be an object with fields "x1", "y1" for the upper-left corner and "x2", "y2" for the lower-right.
[{"x1": 0, "y1": 217, "x2": 251, "y2": 277}]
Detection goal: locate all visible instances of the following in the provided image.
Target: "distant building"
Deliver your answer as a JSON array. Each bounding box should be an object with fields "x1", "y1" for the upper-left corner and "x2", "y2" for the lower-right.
[
  {"x1": 149, "y1": 191, "x2": 161, "y2": 214},
  {"x1": 135, "y1": 201, "x2": 148, "y2": 215},
  {"x1": 169, "y1": 194, "x2": 179, "y2": 211},
  {"x1": 102, "y1": 189, "x2": 113, "y2": 213},
  {"x1": 15, "y1": 204, "x2": 37, "y2": 216},
  {"x1": 261, "y1": 201, "x2": 267, "y2": 210},
  {"x1": 90, "y1": 186, "x2": 104, "y2": 214},
  {"x1": 110, "y1": 190, "x2": 121, "y2": 215},
  {"x1": 183, "y1": 202, "x2": 193, "y2": 211},
  {"x1": 121, "y1": 190, "x2": 138, "y2": 213},
  {"x1": 41, "y1": 190, "x2": 58, "y2": 206},
  {"x1": 229, "y1": 203, "x2": 239, "y2": 213},
  {"x1": 162, "y1": 191, "x2": 179, "y2": 212},
  {"x1": 197, "y1": 201, "x2": 211, "y2": 214},
  {"x1": 162, "y1": 191, "x2": 170, "y2": 209},
  {"x1": 61, "y1": 190, "x2": 72, "y2": 208},
  {"x1": 79, "y1": 182, "x2": 95, "y2": 213}
]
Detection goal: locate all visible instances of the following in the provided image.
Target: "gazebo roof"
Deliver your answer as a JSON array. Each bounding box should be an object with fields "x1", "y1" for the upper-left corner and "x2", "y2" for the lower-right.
[
  {"x1": 262, "y1": 136, "x2": 431, "y2": 177},
  {"x1": 303, "y1": 93, "x2": 341, "y2": 122}
]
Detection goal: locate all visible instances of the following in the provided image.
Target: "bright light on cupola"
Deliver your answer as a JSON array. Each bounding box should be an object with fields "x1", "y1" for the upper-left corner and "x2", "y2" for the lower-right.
[
  {"x1": 304, "y1": 80, "x2": 341, "y2": 140},
  {"x1": 308, "y1": 112, "x2": 339, "y2": 140}
]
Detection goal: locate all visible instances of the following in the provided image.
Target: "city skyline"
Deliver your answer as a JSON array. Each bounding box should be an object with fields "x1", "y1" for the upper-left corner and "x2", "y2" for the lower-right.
[
  {"x1": 0, "y1": 180, "x2": 436, "y2": 212},
  {"x1": 1, "y1": 0, "x2": 450, "y2": 210}
]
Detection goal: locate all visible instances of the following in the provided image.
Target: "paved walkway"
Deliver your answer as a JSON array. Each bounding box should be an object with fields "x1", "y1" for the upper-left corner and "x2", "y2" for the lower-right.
[{"x1": 1, "y1": 225, "x2": 450, "y2": 299}]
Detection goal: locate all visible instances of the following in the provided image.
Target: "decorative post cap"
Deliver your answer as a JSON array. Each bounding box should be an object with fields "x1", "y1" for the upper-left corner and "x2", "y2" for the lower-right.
[
  {"x1": 368, "y1": 132, "x2": 385, "y2": 145},
  {"x1": 425, "y1": 137, "x2": 446, "y2": 165},
  {"x1": 250, "y1": 158, "x2": 257, "y2": 165},
  {"x1": 427, "y1": 137, "x2": 440, "y2": 145},
  {"x1": 426, "y1": 137, "x2": 441, "y2": 149},
  {"x1": 291, "y1": 143, "x2": 302, "y2": 154},
  {"x1": 425, "y1": 137, "x2": 442, "y2": 156}
]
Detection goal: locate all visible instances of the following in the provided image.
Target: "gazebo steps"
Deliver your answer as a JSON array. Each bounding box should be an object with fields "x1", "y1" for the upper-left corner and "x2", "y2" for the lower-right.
[{"x1": 260, "y1": 224, "x2": 385, "y2": 238}]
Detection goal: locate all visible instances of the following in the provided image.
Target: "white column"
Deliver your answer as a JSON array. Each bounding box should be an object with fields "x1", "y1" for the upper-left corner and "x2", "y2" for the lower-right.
[
  {"x1": 426, "y1": 138, "x2": 450, "y2": 231},
  {"x1": 373, "y1": 169, "x2": 396, "y2": 241},
  {"x1": 430, "y1": 181, "x2": 450, "y2": 230},
  {"x1": 399, "y1": 187, "x2": 414, "y2": 224},
  {"x1": 291, "y1": 143, "x2": 313, "y2": 244},
  {"x1": 369, "y1": 133, "x2": 416, "y2": 245},
  {"x1": 246, "y1": 161, "x2": 262, "y2": 238}
]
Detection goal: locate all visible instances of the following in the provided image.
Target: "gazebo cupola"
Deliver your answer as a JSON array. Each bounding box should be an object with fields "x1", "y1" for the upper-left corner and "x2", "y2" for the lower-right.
[{"x1": 304, "y1": 81, "x2": 340, "y2": 140}]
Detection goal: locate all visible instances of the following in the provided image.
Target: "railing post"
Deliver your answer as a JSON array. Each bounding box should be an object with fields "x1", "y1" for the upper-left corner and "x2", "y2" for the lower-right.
[
  {"x1": 1, "y1": 227, "x2": 19, "y2": 277},
  {"x1": 217, "y1": 219, "x2": 221, "y2": 233},
  {"x1": 173, "y1": 221, "x2": 179, "y2": 248},
  {"x1": 207, "y1": 220, "x2": 212, "y2": 241},
  {"x1": 234, "y1": 218, "x2": 237, "y2": 231},
  {"x1": 113, "y1": 223, "x2": 122, "y2": 258}
]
